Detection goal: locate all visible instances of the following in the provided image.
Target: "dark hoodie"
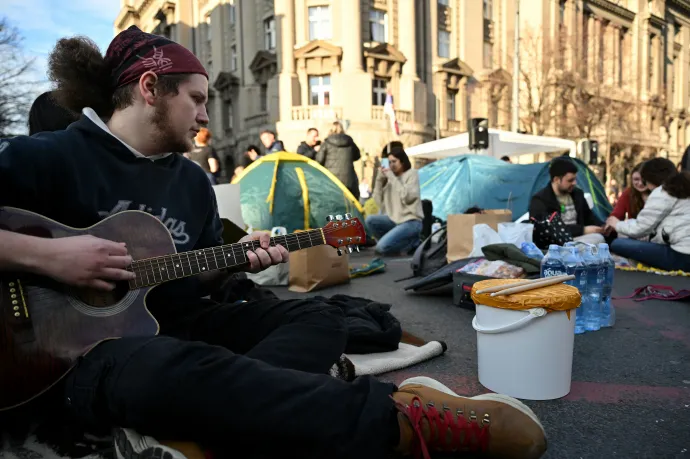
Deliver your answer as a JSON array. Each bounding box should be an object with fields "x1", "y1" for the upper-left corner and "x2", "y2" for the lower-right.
[
  {"x1": 0, "y1": 113, "x2": 224, "y2": 317},
  {"x1": 296, "y1": 141, "x2": 317, "y2": 159},
  {"x1": 315, "y1": 133, "x2": 361, "y2": 199}
]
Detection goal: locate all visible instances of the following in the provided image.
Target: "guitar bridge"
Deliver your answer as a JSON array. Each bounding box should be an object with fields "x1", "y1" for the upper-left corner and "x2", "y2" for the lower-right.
[{"x1": 4, "y1": 279, "x2": 30, "y2": 320}]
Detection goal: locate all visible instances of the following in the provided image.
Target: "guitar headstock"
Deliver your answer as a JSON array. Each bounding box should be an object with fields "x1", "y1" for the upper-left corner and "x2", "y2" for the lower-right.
[{"x1": 322, "y1": 213, "x2": 366, "y2": 256}]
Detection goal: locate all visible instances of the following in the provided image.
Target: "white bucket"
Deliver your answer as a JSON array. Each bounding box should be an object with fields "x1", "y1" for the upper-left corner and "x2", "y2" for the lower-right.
[{"x1": 472, "y1": 304, "x2": 576, "y2": 400}]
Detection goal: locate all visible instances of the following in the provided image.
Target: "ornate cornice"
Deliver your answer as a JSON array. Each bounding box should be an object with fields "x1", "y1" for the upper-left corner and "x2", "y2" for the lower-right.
[
  {"x1": 586, "y1": 0, "x2": 636, "y2": 22},
  {"x1": 668, "y1": 0, "x2": 690, "y2": 18}
]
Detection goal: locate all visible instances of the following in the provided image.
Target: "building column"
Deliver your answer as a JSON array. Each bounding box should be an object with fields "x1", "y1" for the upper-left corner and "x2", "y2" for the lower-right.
[
  {"x1": 275, "y1": 0, "x2": 299, "y2": 122},
  {"x1": 340, "y1": 0, "x2": 363, "y2": 72},
  {"x1": 398, "y1": 0, "x2": 417, "y2": 78},
  {"x1": 337, "y1": 0, "x2": 370, "y2": 122}
]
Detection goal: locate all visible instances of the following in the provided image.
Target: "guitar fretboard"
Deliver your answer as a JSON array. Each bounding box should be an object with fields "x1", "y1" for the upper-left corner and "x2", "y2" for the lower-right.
[{"x1": 127, "y1": 229, "x2": 325, "y2": 289}]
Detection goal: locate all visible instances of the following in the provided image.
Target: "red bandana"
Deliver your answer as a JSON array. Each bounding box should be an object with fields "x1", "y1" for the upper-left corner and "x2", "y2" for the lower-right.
[{"x1": 104, "y1": 25, "x2": 208, "y2": 89}]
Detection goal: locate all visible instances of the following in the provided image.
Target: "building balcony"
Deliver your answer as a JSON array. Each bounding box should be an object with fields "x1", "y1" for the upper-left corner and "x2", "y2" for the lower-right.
[
  {"x1": 245, "y1": 112, "x2": 269, "y2": 129},
  {"x1": 371, "y1": 106, "x2": 413, "y2": 123},
  {"x1": 291, "y1": 106, "x2": 343, "y2": 121}
]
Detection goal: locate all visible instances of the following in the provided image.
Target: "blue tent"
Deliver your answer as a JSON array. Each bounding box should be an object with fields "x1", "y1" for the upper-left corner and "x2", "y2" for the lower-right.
[{"x1": 418, "y1": 155, "x2": 612, "y2": 222}]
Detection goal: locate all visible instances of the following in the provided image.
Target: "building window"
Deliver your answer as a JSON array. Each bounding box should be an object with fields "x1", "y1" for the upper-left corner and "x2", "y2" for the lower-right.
[
  {"x1": 483, "y1": 0, "x2": 492, "y2": 20},
  {"x1": 264, "y1": 17, "x2": 276, "y2": 50},
  {"x1": 230, "y1": 45, "x2": 237, "y2": 71},
  {"x1": 259, "y1": 84, "x2": 268, "y2": 112},
  {"x1": 617, "y1": 29, "x2": 625, "y2": 87},
  {"x1": 308, "y1": 6, "x2": 331, "y2": 40},
  {"x1": 438, "y1": 30, "x2": 450, "y2": 58},
  {"x1": 447, "y1": 90, "x2": 457, "y2": 121},
  {"x1": 309, "y1": 75, "x2": 331, "y2": 106},
  {"x1": 558, "y1": 0, "x2": 566, "y2": 26},
  {"x1": 224, "y1": 100, "x2": 234, "y2": 131},
  {"x1": 648, "y1": 33, "x2": 654, "y2": 91},
  {"x1": 228, "y1": 4, "x2": 236, "y2": 25},
  {"x1": 372, "y1": 78, "x2": 388, "y2": 106},
  {"x1": 582, "y1": 13, "x2": 589, "y2": 77},
  {"x1": 598, "y1": 22, "x2": 606, "y2": 82},
  {"x1": 438, "y1": 0, "x2": 449, "y2": 5},
  {"x1": 483, "y1": 42, "x2": 492, "y2": 68},
  {"x1": 206, "y1": 16, "x2": 212, "y2": 42},
  {"x1": 369, "y1": 9, "x2": 388, "y2": 43}
]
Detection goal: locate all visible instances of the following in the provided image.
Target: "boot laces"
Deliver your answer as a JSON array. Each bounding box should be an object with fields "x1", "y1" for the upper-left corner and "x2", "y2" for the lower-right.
[{"x1": 393, "y1": 395, "x2": 489, "y2": 459}]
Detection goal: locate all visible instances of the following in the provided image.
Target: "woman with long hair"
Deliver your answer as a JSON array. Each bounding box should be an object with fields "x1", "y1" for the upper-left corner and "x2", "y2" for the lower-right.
[
  {"x1": 366, "y1": 146, "x2": 423, "y2": 255},
  {"x1": 606, "y1": 158, "x2": 690, "y2": 271},
  {"x1": 609, "y1": 163, "x2": 650, "y2": 220}
]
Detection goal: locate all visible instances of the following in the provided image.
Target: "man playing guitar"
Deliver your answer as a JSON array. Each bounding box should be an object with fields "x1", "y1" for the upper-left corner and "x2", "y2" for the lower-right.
[{"x1": 0, "y1": 27, "x2": 546, "y2": 459}]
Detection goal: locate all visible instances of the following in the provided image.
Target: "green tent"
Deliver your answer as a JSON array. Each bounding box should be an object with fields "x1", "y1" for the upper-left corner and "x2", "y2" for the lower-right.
[{"x1": 231, "y1": 152, "x2": 364, "y2": 232}]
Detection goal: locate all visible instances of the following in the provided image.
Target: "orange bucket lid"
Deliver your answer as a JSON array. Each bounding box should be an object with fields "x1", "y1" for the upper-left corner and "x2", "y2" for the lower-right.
[{"x1": 471, "y1": 279, "x2": 581, "y2": 313}]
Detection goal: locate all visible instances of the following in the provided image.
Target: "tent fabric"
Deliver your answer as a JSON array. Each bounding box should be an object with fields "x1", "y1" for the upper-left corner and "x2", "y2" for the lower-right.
[
  {"x1": 231, "y1": 152, "x2": 364, "y2": 233},
  {"x1": 418, "y1": 155, "x2": 612, "y2": 223}
]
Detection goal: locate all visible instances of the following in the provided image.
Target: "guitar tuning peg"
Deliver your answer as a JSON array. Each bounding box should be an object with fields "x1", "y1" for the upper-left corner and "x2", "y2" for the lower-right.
[
  {"x1": 347, "y1": 246, "x2": 354, "y2": 253},
  {"x1": 335, "y1": 214, "x2": 343, "y2": 221},
  {"x1": 355, "y1": 246, "x2": 360, "y2": 252},
  {"x1": 326, "y1": 215, "x2": 335, "y2": 222},
  {"x1": 336, "y1": 248, "x2": 343, "y2": 256},
  {"x1": 344, "y1": 213, "x2": 352, "y2": 219}
]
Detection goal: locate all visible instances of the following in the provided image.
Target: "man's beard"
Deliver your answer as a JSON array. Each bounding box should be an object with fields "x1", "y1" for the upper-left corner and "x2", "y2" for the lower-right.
[{"x1": 151, "y1": 97, "x2": 193, "y2": 153}]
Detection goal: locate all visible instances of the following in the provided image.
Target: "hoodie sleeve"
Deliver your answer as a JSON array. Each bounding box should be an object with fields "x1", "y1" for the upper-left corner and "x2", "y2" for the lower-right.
[{"x1": 0, "y1": 135, "x2": 65, "y2": 213}]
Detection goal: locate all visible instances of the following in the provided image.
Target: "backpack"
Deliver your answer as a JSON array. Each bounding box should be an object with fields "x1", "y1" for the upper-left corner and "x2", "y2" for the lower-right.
[{"x1": 409, "y1": 223, "x2": 448, "y2": 278}]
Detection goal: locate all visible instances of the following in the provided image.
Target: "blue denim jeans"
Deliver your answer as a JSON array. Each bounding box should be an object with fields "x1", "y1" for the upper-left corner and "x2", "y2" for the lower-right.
[
  {"x1": 365, "y1": 214, "x2": 422, "y2": 255},
  {"x1": 610, "y1": 238, "x2": 690, "y2": 272}
]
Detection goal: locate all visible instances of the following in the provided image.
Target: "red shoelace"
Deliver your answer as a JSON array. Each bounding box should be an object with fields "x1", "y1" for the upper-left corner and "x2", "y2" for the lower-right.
[{"x1": 393, "y1": 395, "x2": 489, "y2": 459}]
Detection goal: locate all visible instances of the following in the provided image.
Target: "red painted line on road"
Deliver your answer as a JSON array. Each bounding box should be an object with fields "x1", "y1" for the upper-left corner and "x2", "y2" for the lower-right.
[{"x1": 384, "y1": 371, "x2": 689, "y2": 404}]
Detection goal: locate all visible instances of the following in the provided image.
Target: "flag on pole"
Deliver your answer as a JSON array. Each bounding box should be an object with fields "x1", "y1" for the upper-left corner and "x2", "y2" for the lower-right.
[{"x1": 383, "y1": 92, "x2": 400, "y2": 136}]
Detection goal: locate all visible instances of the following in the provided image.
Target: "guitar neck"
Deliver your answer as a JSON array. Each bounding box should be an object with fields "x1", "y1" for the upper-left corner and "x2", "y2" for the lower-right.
[{"x1": 128, "y1": 228, "x2": 326, "y2": 289}]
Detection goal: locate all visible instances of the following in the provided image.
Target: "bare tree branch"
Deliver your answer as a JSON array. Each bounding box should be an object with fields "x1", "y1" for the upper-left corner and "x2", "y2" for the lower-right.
[{"x1": 0, "y1": 17, "x2": 38, "y2": 137}]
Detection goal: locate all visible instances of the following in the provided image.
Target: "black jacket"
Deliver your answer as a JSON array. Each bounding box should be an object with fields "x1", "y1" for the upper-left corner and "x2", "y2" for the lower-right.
[
  {"x1": 529, "y1": 184, "x2": 603, "y2": 237},
  {"x1": 681, "y1": 145, "x2": 690, "y2": 172},
  {"x1": 296, "y1": 141, "x2": 317, "y2": 160},
  {"x1": 315, "y1": 133, "x2": 361, "y2": 199}
]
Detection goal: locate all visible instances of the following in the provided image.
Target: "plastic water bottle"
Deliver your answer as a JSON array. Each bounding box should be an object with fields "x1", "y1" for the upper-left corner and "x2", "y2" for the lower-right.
[
  {"x1": 540, "y1": 245, "x2": 567, "y2": 279},
  {"x1": 562, "y1": 246, "x2": 587, "y2": 334},
  {"x1": 598, "y1": 243, "x2": 616, "y2": 327},
  {"x1": 521, "y1": 242, "x2": 544, "y2": 261},
  {"x1": 581, "y1": 246, "x2": 603, "y2": 331}
]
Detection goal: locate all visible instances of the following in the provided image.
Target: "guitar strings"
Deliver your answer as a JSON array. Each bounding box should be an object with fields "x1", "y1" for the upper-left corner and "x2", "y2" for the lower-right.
[{"x1": 128, "y1": 225, "x2": 363, "y2": 285}]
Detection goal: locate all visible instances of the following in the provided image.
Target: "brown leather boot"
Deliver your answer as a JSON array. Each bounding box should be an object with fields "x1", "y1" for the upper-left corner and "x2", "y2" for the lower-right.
[{"x1": 392, "y1": 376, "x2": 547, "y2": 459}]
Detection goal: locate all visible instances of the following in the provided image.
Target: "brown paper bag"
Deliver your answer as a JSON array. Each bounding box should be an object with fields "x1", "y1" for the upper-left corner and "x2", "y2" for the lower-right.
[
  {"x1": 288, "y1": 245, "x2": 351, "y2": 292},
  {"x1": 446, "y1": 210, "x2": 513, "y2": 262}
]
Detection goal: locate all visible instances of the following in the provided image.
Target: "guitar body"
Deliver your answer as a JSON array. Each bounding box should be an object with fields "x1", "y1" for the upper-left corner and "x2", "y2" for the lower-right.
[{"x1": 0, "y1": 208, "x2": 175, "y2": 411}]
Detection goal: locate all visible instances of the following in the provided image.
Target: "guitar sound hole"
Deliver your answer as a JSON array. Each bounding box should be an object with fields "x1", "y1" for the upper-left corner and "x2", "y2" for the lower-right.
[{"x1": 74, "y1": 282, "x2": 129, "y2": 307}]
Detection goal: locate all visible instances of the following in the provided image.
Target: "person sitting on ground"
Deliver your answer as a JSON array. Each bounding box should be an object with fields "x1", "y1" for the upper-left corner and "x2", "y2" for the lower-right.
[
  {"x1": 609, "y1": 163, "x2": 649, "y2": 221},
  {"x1": 316, "y1": 120, "x2": 361, "y2": 199},
  {"x1": 606, "y1": 158, "x2": 690, "y2": 272},
  {"x1": 0, "y1": 26, "x2": 547, "y2": 459},
  {"x1": 367, "y1": 147, "x2": 424, "y2": 255},
  {"x1": 259, "y1": 129, "x2": 285, "y2": 153},
  {"x1": 529, "y1": 156, "x2": 605, "y2": 244},
  {"x1": 28, "y1": 91, "x2": 80, "y2": 135},
  {"x1": 296, "y1": 127, "x2": 320, "y2": 159}
]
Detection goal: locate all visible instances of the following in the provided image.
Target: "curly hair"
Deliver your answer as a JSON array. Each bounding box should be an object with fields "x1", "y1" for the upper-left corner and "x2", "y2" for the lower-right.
[
  {"x1": 641, "y1": 157, "x2": 690, "y2": 199},
  {"x1": 48, "y1": 36, "x2": 189, "y2": 118}
]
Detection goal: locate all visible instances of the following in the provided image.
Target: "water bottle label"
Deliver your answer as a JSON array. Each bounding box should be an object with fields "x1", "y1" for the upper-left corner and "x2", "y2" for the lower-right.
[{"x1": 543, "y1": 268, "x2": 566, "y2": 277}]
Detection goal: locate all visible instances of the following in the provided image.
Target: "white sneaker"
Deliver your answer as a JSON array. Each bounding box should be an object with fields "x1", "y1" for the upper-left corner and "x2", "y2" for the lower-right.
[{"x1": 113, "y1": 428, "x2": 188, "y2": 459}]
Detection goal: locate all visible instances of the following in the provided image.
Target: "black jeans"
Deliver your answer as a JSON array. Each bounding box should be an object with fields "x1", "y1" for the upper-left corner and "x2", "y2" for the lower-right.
[{"x1": 60, "y1": 297, "x2": 397, "y2": 459}]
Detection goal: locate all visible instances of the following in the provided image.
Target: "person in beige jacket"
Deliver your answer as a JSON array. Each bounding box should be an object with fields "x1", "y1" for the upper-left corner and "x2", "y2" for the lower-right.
[{"x1": 366, "y1": 147, "x2": 424, "y2": 255}]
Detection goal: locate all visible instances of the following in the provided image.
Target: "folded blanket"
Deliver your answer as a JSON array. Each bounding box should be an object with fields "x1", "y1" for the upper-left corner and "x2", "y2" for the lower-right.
[{"x1": 482, "y1": 243, "x2": 541, "y2": 274}]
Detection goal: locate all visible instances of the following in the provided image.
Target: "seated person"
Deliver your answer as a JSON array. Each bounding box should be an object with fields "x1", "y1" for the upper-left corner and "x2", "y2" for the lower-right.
[
  {"x1": 529, "y1": 157, "x2": 605, "y2": 244},
  {"x1": 366, "y1": 147, "x2": 423, "y2": 255},
  {"x1": 606, "y1": 158, "x2": 690, "y2": 272},
  {"x1": 232, "y1": 144, "x2": 261, "y2": 179},
  {"x1": 610, "y1": 163, "x2": 649, "y2": 220},
  {"x1": 0, "y1": 26, "x2": 546, "y2": 459}
]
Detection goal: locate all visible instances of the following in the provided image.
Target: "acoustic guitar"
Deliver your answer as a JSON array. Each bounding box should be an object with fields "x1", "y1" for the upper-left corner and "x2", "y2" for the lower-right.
[{"x1": 0, "y1": 206, "x2": 365, "y2": 411}]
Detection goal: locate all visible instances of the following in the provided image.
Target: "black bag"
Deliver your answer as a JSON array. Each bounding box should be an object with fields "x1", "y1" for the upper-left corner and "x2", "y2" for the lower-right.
[
  {"x1": 407, "y1": 224, "x2": 448, "y2": 279},
  {"x1": 530, "y1": 212, "x2": 573, "y2": 249}
]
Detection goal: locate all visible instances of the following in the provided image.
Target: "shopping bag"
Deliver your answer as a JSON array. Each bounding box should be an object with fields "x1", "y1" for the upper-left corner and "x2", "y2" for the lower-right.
[
  {"x1": 288, "y1": 245, "x2": 350, "y2": 292},
  {"x1": 446, "y1": 210, "x2": 513, "y2": 262},
  {"x1": 497, "y1": 222, "x2": 534, "y2": 247}
]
